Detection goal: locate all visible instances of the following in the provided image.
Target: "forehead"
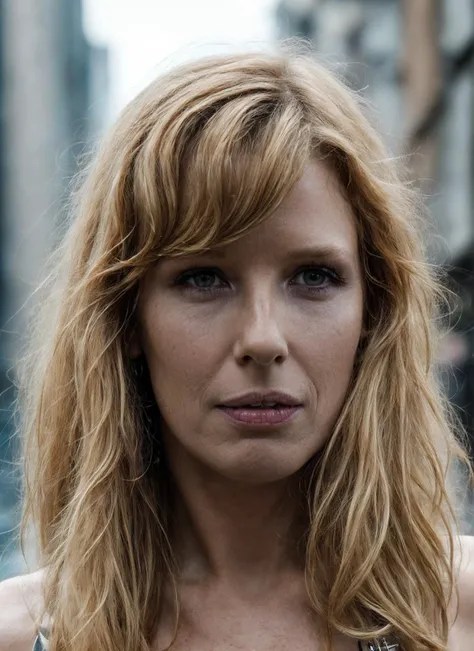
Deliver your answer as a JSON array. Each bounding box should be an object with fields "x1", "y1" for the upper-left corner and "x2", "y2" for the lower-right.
[{"x1": 187, "y1": 161, "x2": 359, "y2": 266}]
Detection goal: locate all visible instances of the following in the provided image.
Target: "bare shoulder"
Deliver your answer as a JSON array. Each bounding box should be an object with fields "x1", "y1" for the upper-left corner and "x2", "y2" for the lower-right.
[
  {"x1": 0, "y1": 569, "x2": 45, "y2": 651},
  {"x1": 448, "y1": 535, "x2": 474, "y2": 650}
]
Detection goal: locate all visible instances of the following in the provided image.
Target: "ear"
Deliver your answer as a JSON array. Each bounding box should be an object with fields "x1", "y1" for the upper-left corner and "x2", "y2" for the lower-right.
[
  {"x1": 360, "y1": 327, "x2": 368, "y2": 342},
  {"x1": 359, "y1": 319, "x2": 370, "y2": 341},
  {"x1": 127, "y1": 324, "x2": 143, "y2": 359},
  {"x1": 357, "y1": 326, "x2": 369, "y2": 355}
]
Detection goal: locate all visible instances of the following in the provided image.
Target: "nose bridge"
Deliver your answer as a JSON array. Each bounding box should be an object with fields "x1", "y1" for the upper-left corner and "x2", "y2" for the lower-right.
[
  {"x1": 233, "y1": 277, "x2": 288, "y2": 365},
  {"x1": 245, "y1": 278, "x2": 275, "y2": 323}
]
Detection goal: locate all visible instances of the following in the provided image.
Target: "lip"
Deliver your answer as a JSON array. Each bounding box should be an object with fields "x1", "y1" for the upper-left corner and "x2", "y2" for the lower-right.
[
  {"x1": 217, "y1": 390, "x2": 303, "y2": 408},
  {"x1": 217, "y1": 404, "x2": 303, "y2": 426}
]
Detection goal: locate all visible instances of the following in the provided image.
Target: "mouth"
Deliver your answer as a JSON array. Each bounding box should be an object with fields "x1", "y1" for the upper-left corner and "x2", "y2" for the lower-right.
[
  {"x1": 216, "y1": 400, "x2": 303, "y2": 427},
  {"x1": 216, "y1": 391, "x2": 303, "y2": 426},
  {"x1": 217, "y1": 391, "x2": 303, "y2": 409}
]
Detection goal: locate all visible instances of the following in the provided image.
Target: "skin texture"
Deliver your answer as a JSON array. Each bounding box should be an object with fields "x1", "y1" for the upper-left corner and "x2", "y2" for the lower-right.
[{"x1": 134, "y1": 161, "x2": 364, "y2": 487}]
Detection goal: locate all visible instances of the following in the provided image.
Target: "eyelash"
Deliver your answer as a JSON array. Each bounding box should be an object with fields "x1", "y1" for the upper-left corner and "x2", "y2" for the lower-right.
[{"x1": 173, "y1": 265, "x2": 345, "y2": 296}]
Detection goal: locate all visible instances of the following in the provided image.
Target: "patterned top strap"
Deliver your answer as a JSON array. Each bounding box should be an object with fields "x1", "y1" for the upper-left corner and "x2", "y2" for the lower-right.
[
  {"x1": 32, "y1": 629, "x2": 399, "y2": 651},
  {"x1": 32, "y1": 627, "x2": 49, "y2": 651},
  {"x1": 359, "y1": 638, "x2": 400, "y2": 650}
]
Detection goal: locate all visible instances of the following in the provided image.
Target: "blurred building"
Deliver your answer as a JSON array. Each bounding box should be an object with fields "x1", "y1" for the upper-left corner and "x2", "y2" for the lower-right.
[
  {"x1": 276, "y1": 0, "x2": 403, "y2": 146},
  {"x1": 275, "y1": 0, "x2": 474, "y2": 445},
  {"x1": 276, "y1": 0, "x2": 474, "y2": 257},
  {"x1": 0, "y1": 0, "x2": 109, "y2": 579}
]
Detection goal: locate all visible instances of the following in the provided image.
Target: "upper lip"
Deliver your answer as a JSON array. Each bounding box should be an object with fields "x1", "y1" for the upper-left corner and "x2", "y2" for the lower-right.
[{"x1": 217, "y1": 391, "x2": 303, "y2": 408}]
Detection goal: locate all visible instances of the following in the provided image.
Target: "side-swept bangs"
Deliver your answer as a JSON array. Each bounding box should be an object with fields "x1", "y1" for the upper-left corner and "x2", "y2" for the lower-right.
[
  {"x1": 134, "y1": 75, "x2": 312, "y2": 256},
  {"x1": 103, "y1": 55, "x2": 317, "y2": 269}
]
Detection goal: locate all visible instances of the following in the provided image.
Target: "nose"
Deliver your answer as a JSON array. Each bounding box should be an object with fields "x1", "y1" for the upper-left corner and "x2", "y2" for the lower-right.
[{"x1": 232, "y1": 289, "x2": 289, "y2": 367}]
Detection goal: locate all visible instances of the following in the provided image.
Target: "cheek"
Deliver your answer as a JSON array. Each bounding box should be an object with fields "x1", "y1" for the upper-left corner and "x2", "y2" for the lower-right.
[
  {"x1": 300, "y1": 301, "x2": 362, "y2": 409},
  {"x1": 140, "y1": 305, "x2": 221, "y2": 408},
  {"x1": 299, "y1": 292, "x2": 362, "y2": 352}
]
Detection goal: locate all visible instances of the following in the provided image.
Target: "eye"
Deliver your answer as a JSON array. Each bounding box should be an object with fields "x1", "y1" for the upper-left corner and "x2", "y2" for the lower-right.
[
  {"x1": 174, "y1": 268, "x2": 228, "y2": 293},
  {"x1": 173, "y1": 264, "x2": 344, "y2": 296},
  {"x1": 290, "y1": 265, "x2": 343, "y2": 292}
]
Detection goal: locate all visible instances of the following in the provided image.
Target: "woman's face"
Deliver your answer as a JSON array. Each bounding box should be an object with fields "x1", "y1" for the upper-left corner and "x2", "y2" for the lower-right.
[{"x1": 134, "y1": 161, "x2": 364, "y2": 484}]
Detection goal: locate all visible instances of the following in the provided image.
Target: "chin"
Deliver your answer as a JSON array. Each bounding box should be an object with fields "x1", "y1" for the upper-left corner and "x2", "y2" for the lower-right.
[{"x1": 214, "y1": 448, "x2": 314, "y2": 485}]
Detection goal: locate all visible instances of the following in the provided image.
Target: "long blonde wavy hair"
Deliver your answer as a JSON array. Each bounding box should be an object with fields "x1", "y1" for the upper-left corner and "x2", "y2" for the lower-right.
[{"x1": 18, "y1": 46, "x2": 472, "y2": 651}]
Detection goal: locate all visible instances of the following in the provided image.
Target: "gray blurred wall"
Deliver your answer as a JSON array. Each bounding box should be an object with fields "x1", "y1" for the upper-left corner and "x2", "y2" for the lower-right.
[
  {"x1": 275, "y1": 0, "x2": 474, "y2": 262},
  {"x1": 0, "y1": 0, "x2": 109, "y2": 579}
]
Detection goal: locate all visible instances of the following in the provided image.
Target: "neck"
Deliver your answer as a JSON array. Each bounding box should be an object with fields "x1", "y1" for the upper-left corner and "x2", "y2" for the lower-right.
[{"x1": 166, "y1": 453, "x2": 308, "y2": 589}]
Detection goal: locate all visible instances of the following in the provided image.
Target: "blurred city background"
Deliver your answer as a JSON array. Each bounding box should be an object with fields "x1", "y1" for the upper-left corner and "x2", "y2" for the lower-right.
[{"x1": 0, "y1": 0, "x2": 473, "y2": 579}]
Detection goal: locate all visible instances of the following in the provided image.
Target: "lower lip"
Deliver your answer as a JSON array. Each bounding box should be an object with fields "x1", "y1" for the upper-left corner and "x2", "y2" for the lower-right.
[{"x1": 217, "y1": 405, "x2": 303, "y2": 426}]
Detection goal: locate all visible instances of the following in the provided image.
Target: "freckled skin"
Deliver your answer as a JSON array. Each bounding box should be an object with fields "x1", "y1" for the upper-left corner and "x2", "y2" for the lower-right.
[{"x1": 134, "y1": 161, "x2": 365, "y2": 485}]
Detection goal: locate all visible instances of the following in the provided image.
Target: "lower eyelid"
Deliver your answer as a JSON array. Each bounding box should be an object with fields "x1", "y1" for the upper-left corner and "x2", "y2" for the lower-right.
[{"x1": 182, "y1": 283, "x2": 335, "y2": 296}]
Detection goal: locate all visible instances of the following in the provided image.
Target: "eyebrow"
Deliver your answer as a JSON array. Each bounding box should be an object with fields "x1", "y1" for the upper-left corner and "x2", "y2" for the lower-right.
[
  {"x1": 187, "y1": 245, "x2": 355, "y2": 262},
  {"x1": 284, "y1": 245, "x2": 354, "y2": 262}
]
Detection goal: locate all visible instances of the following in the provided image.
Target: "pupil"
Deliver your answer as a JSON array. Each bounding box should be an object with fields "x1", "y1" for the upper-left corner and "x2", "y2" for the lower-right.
[
  {"x1": 195, "y1": 273, "x2": 214, "y2": 287},
  {"x1": 304, "y1": 270, "x2": 323, "y2": 285}
]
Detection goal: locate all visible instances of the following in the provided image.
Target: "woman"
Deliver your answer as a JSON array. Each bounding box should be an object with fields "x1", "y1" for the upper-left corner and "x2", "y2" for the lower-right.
[{"x1": 0, "y1": 47, "x2": 473, "y2": 651}]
